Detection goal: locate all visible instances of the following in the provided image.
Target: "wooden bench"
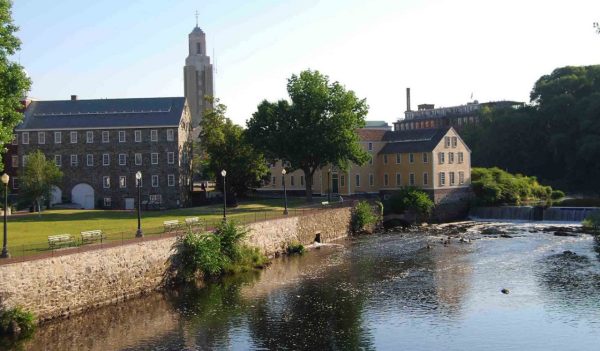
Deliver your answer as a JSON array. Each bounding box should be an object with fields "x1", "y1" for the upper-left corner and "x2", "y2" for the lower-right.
[
  {"x1": 185, "y1": 217, "x2": 200, "y2": 228},
  {"x1": 321, "y1": 201, "x2": 330, "y2": 207},
  {"x1": 81, "y1": 230, "x2": 105, "y2": 244},
  {"x1": 48, "y1": 234, "x2": 74, "y2": 249},
  {"x1": 164, "y1": 220, "x2": 180, "y2": 232}
]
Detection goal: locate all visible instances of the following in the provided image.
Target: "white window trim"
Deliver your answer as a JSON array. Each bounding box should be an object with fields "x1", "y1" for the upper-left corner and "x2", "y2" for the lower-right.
[
  {"x1": 423, "y1": 153, "x2": 428, "y2": 163},
  {"x1": 151, "y1": 153, "x2": 158, "y2": 165},
  {"x1": 396, "y1": 173, "x2": 401, "y2": 186},
  {"x1": 102, "y1": 131, "x2": 110, "y2": 143},
  {"x1": 70, "y1": 154, "x2": 78, "y2": 166},
  {"x1": 119, "y1": 154, "x2": 127, "y2": 166},
  {"x1": 168, "y1": 174, "x2": 175, "y2": 187},
  {"x1": 409, "y1": 172, "x2": 415, "y2": 186},
  {"x1": 54, "y1": 131, "x2": 61, "y2": 144},
  {"x1": 103, "y1": 176, "x2": 110, "y2": 189},
  {"x1": 86, "y1": 154, "x2": 93, "y2": 166},
  {"x1": 135, "y1": 153, "x2": 142, "y2": 166},
  {"x1": 119, "y1": 176, "x2": 127, "y2": 189},
  {"x1": 103, "y1": 153, "x2": 110, "y2": 166},
  {"x1": 38, "y1": 132, "x2": 45, "y2": 144},
  {"x1": 22, "y1": 132, "x2": 29, "y2": 144},
  {"x1": 11, "y1": 155, "x2": 18, "y2": 168},
  {"x1": 118, "y1": 131, "x2": 126, "y2": 143},
  {"x1": 135, "y1": 130, "x2": 142, "y2": 142},
  {"x1": 167, "y1": 129, "x2": 174, "y2": 141},
  {"x1": 70, "y1": 131, "x2": 77, "y2": 144},
  {"x1": 396, "y1": 153, "x2": 401, "y2": 164},
  {"x1": 150, "y1": 130, "x2": 158, "y2": 142},
  {"x1": 86, "y1": 131, "x2": 94, "y2": 144},
  {"x1": 55, "y1": 155, "x2": 61, "y2": 167},
  {"x1": 355, "y1": 174, "x2": 361, "y2": 187},
  {"x1": 409, "y1": 153, "x2": 414, "y2": 164},
  {"x1": 167, "y1": 152, "x2": 175, "y2": 164},
  {"x1": 423, "y1": 172, "x2": 428, "y2": 186},
  {"x1": 151, "y1": 175, "x2": 159, "y2": 187}
]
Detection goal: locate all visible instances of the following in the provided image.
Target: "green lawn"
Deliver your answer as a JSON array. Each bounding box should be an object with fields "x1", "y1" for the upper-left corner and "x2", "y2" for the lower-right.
[{"x1": 2, "y1": 197, "x2": 309, "y2": 256}]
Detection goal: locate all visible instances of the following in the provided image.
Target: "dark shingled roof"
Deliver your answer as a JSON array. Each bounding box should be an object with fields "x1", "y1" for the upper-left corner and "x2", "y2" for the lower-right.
[
  {"x1": 378, "y1": 127, "x2": 450, "y2": 154},
  {"x1": 17, "y1": 97, "x2": 186, "y2": 130}
]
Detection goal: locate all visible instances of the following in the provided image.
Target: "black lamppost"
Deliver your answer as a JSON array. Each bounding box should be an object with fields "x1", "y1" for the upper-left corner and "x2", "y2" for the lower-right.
[
  {"x1": 282, "y1": 168, "x2": 288, "y2": 215},
  {"x1": 327, "y1": 168, "x2": 332, "y2": 203},
  {"x1": 1, "y1": 173, "x2": 9, "y2": 258},
  {"x1": 221, "y1": 169, "x2": 227, "y2": 221},
  {"x1": 135, "y1": 171, "x2": 143, "y2": 237}
]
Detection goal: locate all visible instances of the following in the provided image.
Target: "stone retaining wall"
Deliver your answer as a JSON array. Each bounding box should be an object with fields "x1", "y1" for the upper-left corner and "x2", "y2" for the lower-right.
[{"x1": 0, "y1": 207, "x2": 352, "y2": 321}]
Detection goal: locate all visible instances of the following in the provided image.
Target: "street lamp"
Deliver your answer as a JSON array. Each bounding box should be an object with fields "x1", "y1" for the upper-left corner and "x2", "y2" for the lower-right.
[
  {"x1": 327, "y1": 168, "x2": 332, "y2": 203},
  {"x1": 282, "y1": 169, "x2": 288, "y2": 215},
  {"x1": 135, "y1": 171, "x2": 143, "y2": 237},
  {"x1": 221, "y1": 169, "x2": 227, "y2": 221},
  {"x1": 1, "y1": 173, "x2": 9, "y2": 259}
]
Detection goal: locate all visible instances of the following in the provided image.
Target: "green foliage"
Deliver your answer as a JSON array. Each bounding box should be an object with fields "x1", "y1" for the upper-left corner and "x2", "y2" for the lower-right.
[
  {"x1": 0, "y1": 0, "x2": 32, "y2": 172},
  {"x1": 551, "y1": 190, "x2": 565, "y2": 200},
  {"x1": 388, "y1": 187, "x2": 434, "y2": 218},
  {"x1": 0, "y1": 306, "x2": 35, "y2": 337},
  {"x1": 286, "y1": 242, "x2": 305, "y2": 255},
  {"x1": 199, "y1": 99, "x2": 269, "y2": 201},
  {"x1": 20, "y1": 150, "x2": 63, "y2": 212},
  {"x1": 215, "y1": 219, "x2": 248, "y2": 261},
  {"x1": 246, "y1": 70, "x2": 369, "y2": 201},
  {"x1": 351, "y1": 201, "x2": 379, "y2": 232},
  {"x1": 582, "y1": 211, "x2": 600, "y2": 231},
  {"x1": 471, "y1": 167, "x2": 556, "y2": 205}
]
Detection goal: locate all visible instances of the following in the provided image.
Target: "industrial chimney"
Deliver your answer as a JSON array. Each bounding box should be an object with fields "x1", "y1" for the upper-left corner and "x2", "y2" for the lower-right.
[
  {"x1": 70, "y1": 95, "x2": 78, "y2": 101},
  {"x1": 406, "y1": 88, "x2": 411, "y2": 112}
]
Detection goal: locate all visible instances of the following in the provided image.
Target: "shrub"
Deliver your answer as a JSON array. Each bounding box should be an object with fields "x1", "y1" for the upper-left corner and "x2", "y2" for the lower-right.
[
  {"x1": 352, "y1": 201, "x2": 379, "y2": 232},
  {"x1": 471, "y1": 167, "x2": 557, "y2": 205},
  {"x1": 215, "y1": 220, "x2": 248, "y2": 261},
  {"x1": 286, "y1": 242, "x2": 305, "y2": 255},
  {"x1": 224, "y1": 246, "x2": 269, "y2": 274},
  {"x1": 583, "y1": 210, "x2": 600, "y2": 231},
  {"x1": 0, "y1": 307, "x2": 35, "y2": 338},
  {"x1": 551, "y1": 190, "x2": 566, "y2": 200},
  {"x1": 388, "y1": 187, "x2": 434, "y2": 218}
]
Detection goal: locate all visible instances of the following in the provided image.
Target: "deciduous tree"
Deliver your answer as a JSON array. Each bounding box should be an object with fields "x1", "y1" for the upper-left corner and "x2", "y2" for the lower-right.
[{"x1": 20, "y1": 150, "x2": 63, "y2": 214}]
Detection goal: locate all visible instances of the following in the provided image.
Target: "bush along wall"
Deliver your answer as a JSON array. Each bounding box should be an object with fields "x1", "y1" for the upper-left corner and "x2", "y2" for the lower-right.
[{"x1": 351, "y1": 201, "x2": 382, "y2": 234}]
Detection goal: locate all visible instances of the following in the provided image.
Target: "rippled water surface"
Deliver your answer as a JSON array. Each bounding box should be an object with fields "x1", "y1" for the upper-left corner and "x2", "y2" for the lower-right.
[{"x1": 18, "y1": 223, "x2": 600, "y2": 350}]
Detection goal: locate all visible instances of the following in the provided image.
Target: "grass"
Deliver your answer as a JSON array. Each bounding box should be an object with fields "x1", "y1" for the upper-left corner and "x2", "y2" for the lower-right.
[{"x1": 2, "y1": 197, "x2": 308, "y2": 256}]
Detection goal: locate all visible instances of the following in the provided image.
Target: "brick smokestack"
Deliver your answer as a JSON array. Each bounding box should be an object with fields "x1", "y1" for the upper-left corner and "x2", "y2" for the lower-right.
[
  {"x1": 71, "y1": 95, "x2": 78, "y2": 101},
  {"x1": 406, "y1": 88, "x2": 411, "y2": 112}
]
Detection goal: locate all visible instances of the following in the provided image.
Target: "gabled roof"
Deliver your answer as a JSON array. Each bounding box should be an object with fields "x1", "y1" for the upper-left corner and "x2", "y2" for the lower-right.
[
  {"x1": 378, "y1": 127, "x2": 451, "y2": 154},
  {"x1": 17, "y1": 97, "x2": 186, "y2": 130},
  {"x1": 356, "y1": 129, "x2": 387, "y2": 141}
]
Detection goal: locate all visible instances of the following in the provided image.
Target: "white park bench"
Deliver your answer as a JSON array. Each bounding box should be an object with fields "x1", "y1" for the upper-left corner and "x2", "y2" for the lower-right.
[
  {"x1": 81, "y1": 230, "x2": 105, "y2": 244},
  {"x1": 321, "y1": 201, "x2": 330, "y2": 208},
  {"x1": 48, "y1": 234, "x2": 74, "y2": 249},
  {"x1": 163, "y1": 220, "x2": 180, "y2": 232},
  {"x1": 185, "y1": 217, "x2": 200, "y2": 228}
]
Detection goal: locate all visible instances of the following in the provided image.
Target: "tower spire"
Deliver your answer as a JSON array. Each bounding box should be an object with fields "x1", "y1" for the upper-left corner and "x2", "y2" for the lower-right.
[{"x1": 195, "y1": 10, "x2": 199, "y2": 27}]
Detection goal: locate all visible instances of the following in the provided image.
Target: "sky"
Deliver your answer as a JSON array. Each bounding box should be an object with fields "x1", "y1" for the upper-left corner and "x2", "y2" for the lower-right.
[{"x1": 10, "y1": 0, "x2": 600, "y2": 127}]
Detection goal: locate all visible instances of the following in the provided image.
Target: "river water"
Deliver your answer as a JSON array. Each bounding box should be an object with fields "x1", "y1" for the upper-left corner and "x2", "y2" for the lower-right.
[{"x1": 16, "y1": 222, "x2": 600, "y2": 350}]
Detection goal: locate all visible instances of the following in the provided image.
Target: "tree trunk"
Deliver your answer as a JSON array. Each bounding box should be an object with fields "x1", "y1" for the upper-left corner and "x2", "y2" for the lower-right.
[{"x1": 304, "y1": 169, "x2": 313, "y2": 202}]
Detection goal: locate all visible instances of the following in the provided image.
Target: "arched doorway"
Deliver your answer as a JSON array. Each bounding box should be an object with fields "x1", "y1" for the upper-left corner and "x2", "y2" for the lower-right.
[
  {"x1": 71, "y1": 183, "x2": 95, "y2": 209},
  {"x1": 50, "y1": 186, "x2": 62, "y2": 206}
]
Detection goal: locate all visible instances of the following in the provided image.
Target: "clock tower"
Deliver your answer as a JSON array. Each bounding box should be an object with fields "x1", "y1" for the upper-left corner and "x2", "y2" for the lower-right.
[{"x1": 184, "y1": 20, "x2": 214, "y2": 128}]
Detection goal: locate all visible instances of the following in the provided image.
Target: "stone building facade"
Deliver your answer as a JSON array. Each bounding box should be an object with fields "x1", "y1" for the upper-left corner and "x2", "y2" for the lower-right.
[
  {"x1": 14, "y1": 96, "x2": 193, "y2": 209},
  {"x1": 184, "y1": 24, "x2": 214, "y2": 128}
]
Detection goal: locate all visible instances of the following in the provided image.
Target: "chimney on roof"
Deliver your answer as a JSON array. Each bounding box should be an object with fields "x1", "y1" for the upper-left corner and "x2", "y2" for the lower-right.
[
  {"x1": 406, "y1": 88, "x2": 411, "y2": 112},
  {"x1": 70, "y1": 95, "x2": 78, "y2": 101}
]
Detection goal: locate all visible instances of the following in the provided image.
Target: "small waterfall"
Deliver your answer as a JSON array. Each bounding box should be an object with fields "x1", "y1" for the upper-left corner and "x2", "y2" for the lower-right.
[
  {"x1": 469, "y1": 206, "x2": 534, "y2": 221},
  {"x1": 542, "y1": 207, "x2": 599, "y2": 222}
]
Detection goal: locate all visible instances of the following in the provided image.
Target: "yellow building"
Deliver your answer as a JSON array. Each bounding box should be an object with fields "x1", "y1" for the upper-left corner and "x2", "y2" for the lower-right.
[{"x1": 258, "y1": 127, "x2": 471, "y2": 204}]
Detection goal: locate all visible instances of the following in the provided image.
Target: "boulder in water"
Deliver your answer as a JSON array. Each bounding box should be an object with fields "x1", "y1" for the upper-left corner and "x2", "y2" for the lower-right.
[
  {"x1": 554, "y1": 231, "x2": 578, "y2": 237},
  {"x1": 501, "y1": 288, "x2": 510, "y2": 294},
  {"x1": 481, "y1": 227, "x2": 507, "y2": 235},
  {"x1": 500, "y1": 234, "x2": 513, "y2": 238}
]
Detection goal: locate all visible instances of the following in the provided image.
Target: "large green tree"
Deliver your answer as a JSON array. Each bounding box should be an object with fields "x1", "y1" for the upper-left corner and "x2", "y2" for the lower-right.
[
  {"x1": 198, "y1": 100, "x2": 269, "y2": 205},
  {"x1": 0, "y1": 0, "x2": 31, "y2": 170},
  {"x1": 20, "y1": 150, "x2": 63, "y2": 214},
  {"x1": 246, "y1": 70, "x2": 369, "y2": 201}
]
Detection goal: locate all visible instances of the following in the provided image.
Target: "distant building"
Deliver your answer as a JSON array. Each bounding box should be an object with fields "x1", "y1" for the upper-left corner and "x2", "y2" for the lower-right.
[
  {"x1": 364, "y1": 120, "x2": 392, "y2": 130},
  {"x1": 14, "y1": 96, "x2": 193, "y2": 209},
  {"x1": 184, "y1": 23, "x2": 214, "y2": 128},
  {"x1": 258, "y1": 126, "x2": 471, "y2": 204},
  {"x1": 393, "y1": 88, "x2": 523, "y2": 131}
]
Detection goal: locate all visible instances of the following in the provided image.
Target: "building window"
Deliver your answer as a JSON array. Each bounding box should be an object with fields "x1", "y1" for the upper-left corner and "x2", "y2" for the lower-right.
[
  {"x1": 452, "y1": 137, "x2": 458, "y2": 148},
  {"x1": 290, "y1": 176, "x2": 295, "y2": 186},
  {"x1": 396, "y1": 173, "x2": 401, "y2": 186},
  {"x1": 459, "y1": 171, "x2": 465, "y2": 184},
  {"x1": 409, "y1": 153, "x2": 414, "y2": 163},
  {"x1": 86, "y1": 131, "x2": 94, "y2": 143},
  {"x1": 423, "y1": 172, "x2": 429, "y2": 186},
  {"x1": 383, "y1": 154, "x2": 388, "y2": 164},
  {"x1": 450, "y1": 172, "x2": 456, "y2": 185},
  {"x1": 11, "y1": 155, "x2": 18, "y2": 168},
  {"x1": 54, "y1": 155, "x2": 61, "y2": 167},
  {"x1": 422, "y1": 153, "x2": 428, "y2": 163},
  {"x1": 135, "y1": 153, "x2": 142, "y2": 165},
  {"x1": 150, "y1": 194, "x2": 162, "y2": 203},
  {"x1": 70, "y1": 154, "x2": 78, "y2": 166},
  {"x1": 54, "y1": 131, "x2": 61, "y2": 144},
  {"x1": 369, "y1": 155, "x2": 373, "y2": 165},
  {"x1": 119, "y1": 176, "x2": 127, "y2": 188},
  {"x1": 438, "y1": 152, "x2": 445, "y2": 164},
  {"x1": 119, "y1": 154, "x2": 127, "y2": 166},
  {"x1": 271, "y1": 176, "x2": 276, "y2": 186},
  {"x1": 439, "y1": 172, "x2": 446, "y2": 186},
  {"x1": 340, "y1": 175, "x2": 345, "y2": 187},
  {"x1": 368, "y1": 142, "x2": 373, "y2": 151},
  {"x1": 38, "y1": 132, "x2": 45, "y2": 144},
  {"x1": 355, "y1": 174, "x2": 360, "y2": 187},
  {"x1": 396, "y1": 153, "x2": 401, "y2": 164},
  {"x1": 11, "y1": 135, "x2": 17, "y2": 145},
  {"x1": 12, "y1": 177, "x2": 19, "y2": 189},
  {"x1": 102, "y1": 131, "x2": 110, "y2": 143},
  {"x1": 103, "y1": 197, "x2": 111, "y2": 207},
  {"x1": 118, "y1": 131, "x2": 126, "y2": 142},
  {"x1": 151, "y1": 130, "x2": 158, "y2": 142},
  {"x1": 444, "y1": 136, "x2": 450, "y2": 148},
  {"x1": 152, "y1": 175, "x2": 159, "y2": 187},
  {"x1": 22, "y1": 132, "x2": 29, "y2": 144},
  {"x1": 448, "y1": 152, "x2": 454, "y2": 164},
  {"x1": 167, "y1": 152, "x2": 175, "y2": 164},
  {"x1": 86, "y1": 154, "x2": 93, "y2": 166},
  {"x1": 300, "y1": 175, "x2": 304, "y2": 186},
  {"x1": 151, "y1": 153, "x2": 158, "y2": 165},
  {"x1": 168, "y1": 174, "x2": 175, "y2": 186},
  {"x1": 167, "y1": 129, "x2": 174, "y2": 141},
  {"x1": 409, "y1": 173, "x2": 415, "y2": 186},
  {"x1": 369, "y1": 173, "x2": 374, "y2": 187},
  {"x1": 458, "y1": 152, "x2": 464, "y2": 164},
  {"x1": 103, "y1": 153, "x2": 110, "y2": 166},
  {"x1": 384, "y1": 173, "x2": 389, "y2": 186},
  {"x1": 103, "y1": 176, "x2": 110, "y2": 189},
  {"x1": 70, "y1": 131, "x2": 77, "y2": 143},
  {"x1": 135, "y1": 130, "x2": 142, "y2": 142}
]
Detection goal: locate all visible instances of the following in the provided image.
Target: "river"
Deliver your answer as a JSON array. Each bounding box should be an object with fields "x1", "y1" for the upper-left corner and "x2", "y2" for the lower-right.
[{"x1": 13, "y1": 222, "x2": 600, "y2": 350}]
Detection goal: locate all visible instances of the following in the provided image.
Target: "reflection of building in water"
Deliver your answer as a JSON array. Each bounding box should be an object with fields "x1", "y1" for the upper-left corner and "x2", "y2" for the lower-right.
[{"x1": 431, "y1": 244, "x2": 473, "y2": 309}]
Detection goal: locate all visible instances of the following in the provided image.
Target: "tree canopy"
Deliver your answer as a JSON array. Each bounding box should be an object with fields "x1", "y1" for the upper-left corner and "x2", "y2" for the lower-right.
[
  {"x1": 0, "y1": 0, "x2": 31, "y2": 170},
  {"x1": 198, "y1": 100, "x2": 269, "y2": 204},
  {"x1": 246, "y1": 70, "x2": 369, "y2": 201},
  {"x1": 20, "y1": 150, "x2": 63, "y2": 213},
  {"x1": 462, "y1": 65, "x2": 600, "y2": 194}
]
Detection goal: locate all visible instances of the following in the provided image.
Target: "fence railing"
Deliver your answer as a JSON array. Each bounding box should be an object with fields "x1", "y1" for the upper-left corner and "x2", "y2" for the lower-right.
[{"x1": 0, "y1": 201, "x2": 352, "y2": 264}]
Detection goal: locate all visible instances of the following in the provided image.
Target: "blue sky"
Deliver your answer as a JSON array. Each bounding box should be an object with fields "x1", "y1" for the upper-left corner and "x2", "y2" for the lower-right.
[{"x1": 11, "y1": 0, "x2": 600, "y2": 127}]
